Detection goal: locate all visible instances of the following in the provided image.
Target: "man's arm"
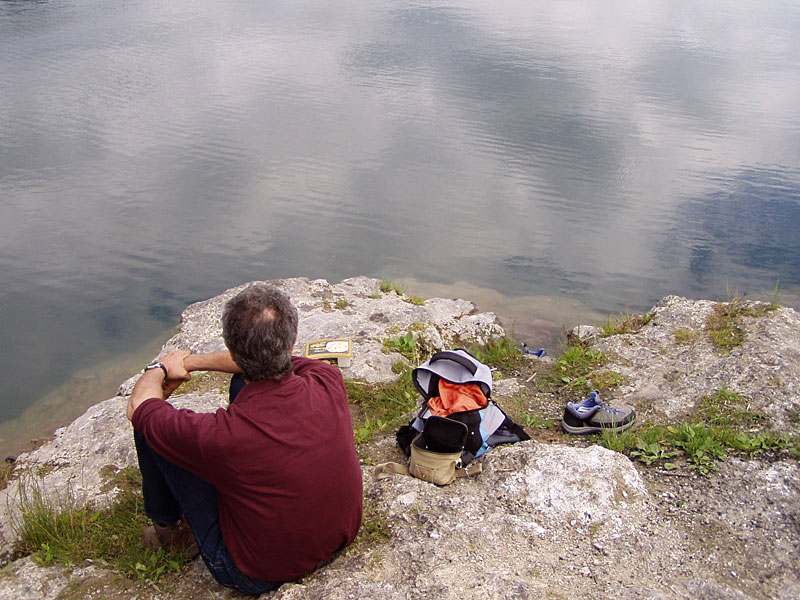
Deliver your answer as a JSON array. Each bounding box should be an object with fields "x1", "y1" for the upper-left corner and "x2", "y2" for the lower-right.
[
  {"x1": 184, "y1": 351, "x2": 242, "y2": 374},
  {"x1": 126, "y1": 350, "x2": 242, "y2": 422},
  {"x1": 126, "y1": 351, "x2": 190, "y2": 422}
]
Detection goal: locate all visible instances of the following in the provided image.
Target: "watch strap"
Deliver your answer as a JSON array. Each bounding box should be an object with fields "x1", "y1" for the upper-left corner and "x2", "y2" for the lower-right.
[{"x1": 144, "y1": 361, "x2": 168, "y2": 381}]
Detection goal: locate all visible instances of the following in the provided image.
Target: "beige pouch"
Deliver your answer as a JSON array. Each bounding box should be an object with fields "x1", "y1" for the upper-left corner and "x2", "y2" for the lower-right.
[{"x1": 375, "y1": 434, "x2": 481, "y2": 486}]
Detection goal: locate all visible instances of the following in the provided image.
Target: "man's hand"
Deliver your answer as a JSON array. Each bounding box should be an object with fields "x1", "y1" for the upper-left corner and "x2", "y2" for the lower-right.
[
  {"x1": 127, "y1": 349, "x2": 244, "y2": 423},
  {"x1": 162, "y1": 377, "x2": 184, "y2": 399},
  {"x1": 160, "y1": 350, "x2": 192, "y2": 382},
  {"x1": 127, "y1": 351, "x2": 190, "y2": 422}
]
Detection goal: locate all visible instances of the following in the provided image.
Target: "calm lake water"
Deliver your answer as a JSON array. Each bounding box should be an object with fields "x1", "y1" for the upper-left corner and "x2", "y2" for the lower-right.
[{"x1": 2, "y1": 0, "x2": 800, "y2": 455}]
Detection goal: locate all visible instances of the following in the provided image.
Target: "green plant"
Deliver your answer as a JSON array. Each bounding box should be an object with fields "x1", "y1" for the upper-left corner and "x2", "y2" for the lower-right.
[
  {"x1": 544, "y1": 346, "x2": 607, "y2": 394},
  {"x1": 706, "y1": 302, "x2": 745, "y2": 354},
  {"x1": 629, "y1": 440, "x2": 679, "y2": 468},
  {"x1": 599, "y1": 428, "x2": 637, "y2": 453},
  {"x1": 705, "y1": 296, "x2": 778, "y2": 355},
  {"x1": 12, "y1": 467, "x2": 191, "y2": 582},
  {"x1": 383, "y1": 331, "x2": 419, "y2": 362},
  {"x1": 467, "y1": 337, "x2": 526, "y2": 372},
  {"x1": 405, "y1": 296, "x2": 425, "y2": 306},
  {"x1": 600, "y1": 414, "x2": 799, "y2": 474},
  {"x1": 379, "y1": 278, "x2": 403, "y2": 295},
  {"x1": 132, "y1": 547, "x2": 182, "y2": 583},
  {"x1": 345, "y1": 369, "x2": 418, "y2": 445},
  {"x1": 769, "y1": 278, "x2": 781, "y2": 309},
  {"x1": 591, "y1": 370, "x2": 623, "y2": 391},
  {"x1": 517, "y1": 413, "x2": 550, "y2": 428},
  {"x1": 601, "y1": 313, "x2": 654, "y2": 337},
  {"x1": 695, "y1": 387, "x2": 766, "y2": 429},
  {"x1": 667, "y1": 424, "x2": 727, "y2": 475},
  {"x1": 335, "y1": 298, "x2": 349, "y2": 310},
  {"x1": 353, "y1": 417, "x2": 386, "y2": 445},
  {"x1": 503, "y1": 395, "x2": 548, "y2": 428}
]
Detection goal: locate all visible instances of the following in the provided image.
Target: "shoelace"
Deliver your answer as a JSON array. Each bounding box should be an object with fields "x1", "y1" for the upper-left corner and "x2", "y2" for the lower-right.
[{"x1": 596, "y1": 400, "x2": 621, "y2": 414}]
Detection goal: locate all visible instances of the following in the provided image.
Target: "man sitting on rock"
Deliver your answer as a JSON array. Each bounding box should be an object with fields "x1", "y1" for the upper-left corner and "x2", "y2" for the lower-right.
[{"x1": 126, "y1": 284, "x2": 363, "y2": 595}]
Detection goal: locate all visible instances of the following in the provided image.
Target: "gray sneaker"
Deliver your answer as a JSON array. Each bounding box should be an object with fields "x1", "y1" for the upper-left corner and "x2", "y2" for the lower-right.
[{"x1": 561, "y1": 391, "x2": 635, "y2": 434}]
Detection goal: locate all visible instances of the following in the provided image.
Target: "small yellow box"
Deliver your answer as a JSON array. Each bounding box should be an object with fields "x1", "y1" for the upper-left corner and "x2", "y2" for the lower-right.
[{"x1": 304, "y1": 338, "x2": 352, "y2": 368}]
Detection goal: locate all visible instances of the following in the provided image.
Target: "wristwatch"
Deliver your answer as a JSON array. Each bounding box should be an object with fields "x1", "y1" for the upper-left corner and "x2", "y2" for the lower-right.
[{"x1": 144, "y1": 360, "x2": 168, "y2": 381}]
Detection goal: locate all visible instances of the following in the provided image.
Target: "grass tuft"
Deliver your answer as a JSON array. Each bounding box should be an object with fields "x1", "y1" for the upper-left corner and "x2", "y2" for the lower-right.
[
  {"x1": 467, "y1": 337, "x2": 527, "y2": 372},
  {"x1": 600, "y1": 418, "x2": 799, "y2": 475},
  {"x1": 345, "y1": 368, "x2": 419, "y2": 446},
  {"x1": 12, "y1": 467, "x2": 192, "y2": 582},
  {"x1": 542, "y1": 345, "x2": 607, "y2": 396},
  {"x1": 695, "y1": 387, "x2": 766, "y2": 429},
  {"x1": 378, "y1": 278, "x2": 403, "y2": 295},
  {"x1": 674, "y1": 327, "x2": 698, "y2": 345},
  {"x1": 601, "y1": 312, "x2": 654, "y2": 337},
  {"x1": 705, "y1": 297, "x2": 778, "y2": 354}
]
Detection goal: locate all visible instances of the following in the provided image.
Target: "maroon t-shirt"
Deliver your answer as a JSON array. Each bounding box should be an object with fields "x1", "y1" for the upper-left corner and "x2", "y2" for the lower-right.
[{"x1": 132, "y1": 356, "x2": 363, "y2": 583}]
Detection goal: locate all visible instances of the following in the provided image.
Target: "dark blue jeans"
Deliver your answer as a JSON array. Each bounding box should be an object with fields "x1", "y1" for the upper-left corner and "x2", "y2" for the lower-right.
[{"x1": 134, "y1": 373, "x2": 280, "y2": 596}]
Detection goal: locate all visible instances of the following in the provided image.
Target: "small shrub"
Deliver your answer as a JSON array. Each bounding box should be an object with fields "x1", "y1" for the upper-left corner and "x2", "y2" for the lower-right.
[
  {"x1": 335, "y1": 298, "x2": 349, "y2": 310},
  {"x1": 382, "y1": 331, "x2": 419, "y2": 362}
]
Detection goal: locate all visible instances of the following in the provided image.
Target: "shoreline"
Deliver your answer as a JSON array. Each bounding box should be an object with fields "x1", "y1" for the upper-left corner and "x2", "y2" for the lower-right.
[
  {"x1": 0, "y1": 328, "x2": 176, "y2": 460},
  {"x1": 0, "y1": 279, "x2": 607, "y2": 460},
  {"x1": 5, "y1": 276, "x2": 795, "y2": 461}
]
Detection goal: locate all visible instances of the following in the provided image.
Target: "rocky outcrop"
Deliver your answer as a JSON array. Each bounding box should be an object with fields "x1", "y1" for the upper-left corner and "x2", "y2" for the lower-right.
[
  {"x1": 0, "y1": 277, "x2": 502, "y2": 553},
  {"x1": 593, "y1": 295, "x2": 800, "y2": 433},
  {"x1": 0, "y1": 281, "x2": 798, "y2": 600}
]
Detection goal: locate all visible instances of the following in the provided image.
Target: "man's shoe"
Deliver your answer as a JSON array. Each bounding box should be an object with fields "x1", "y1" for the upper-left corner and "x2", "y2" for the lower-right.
[
  {"x1": 561, "y1": 391, "x2": 635, "y2": 435},
  {"x1": 142, "y1": 518, "x2": 198, "y2": 557}
]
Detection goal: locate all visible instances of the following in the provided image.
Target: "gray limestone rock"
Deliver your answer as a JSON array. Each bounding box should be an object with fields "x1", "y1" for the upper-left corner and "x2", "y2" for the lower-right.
[{"x1": 593, "y1": 295, "x2": 800, "y2": 433}]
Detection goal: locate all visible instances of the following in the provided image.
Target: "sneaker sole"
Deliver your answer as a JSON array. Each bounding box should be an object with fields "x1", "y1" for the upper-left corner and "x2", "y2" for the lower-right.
[{"x1": 561, "y1": 418, "x2": 635, "y2": 435}]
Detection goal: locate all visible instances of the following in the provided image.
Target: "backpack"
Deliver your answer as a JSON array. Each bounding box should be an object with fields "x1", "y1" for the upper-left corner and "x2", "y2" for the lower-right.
[{"x1": 375, "y1": 349, "x2": 530, "y2": 486}]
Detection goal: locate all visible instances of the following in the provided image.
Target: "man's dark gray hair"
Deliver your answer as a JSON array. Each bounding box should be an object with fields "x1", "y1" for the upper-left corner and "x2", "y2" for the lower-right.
[{"x1": 222, "y1": 285, "x2": 299, "y2": 381}]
